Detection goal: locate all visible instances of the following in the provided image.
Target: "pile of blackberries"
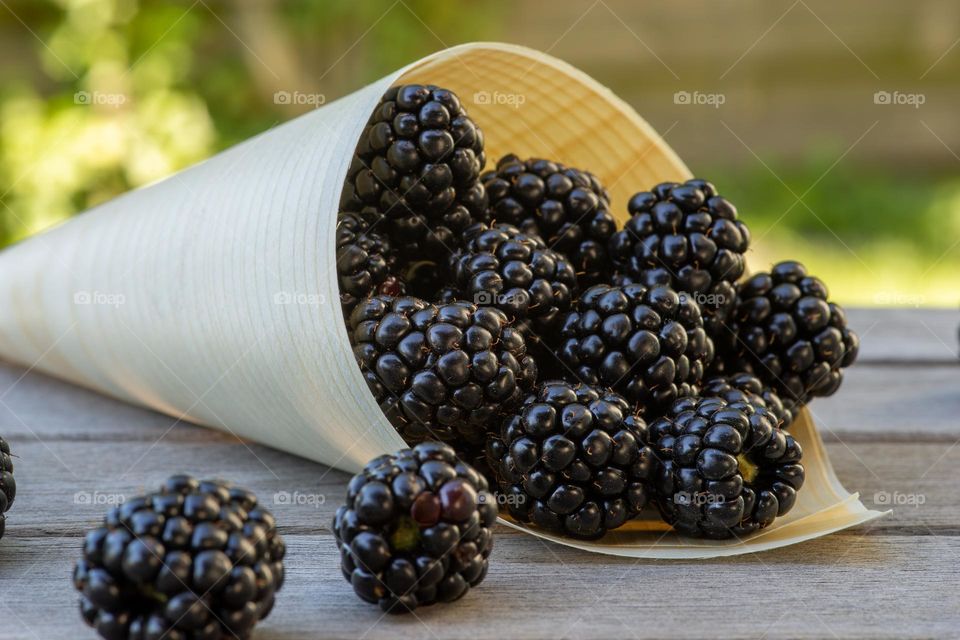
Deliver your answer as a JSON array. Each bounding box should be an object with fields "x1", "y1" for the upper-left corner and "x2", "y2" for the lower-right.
[{"x1": 337, "y1": 82, "x2": 860, "y2": 547}]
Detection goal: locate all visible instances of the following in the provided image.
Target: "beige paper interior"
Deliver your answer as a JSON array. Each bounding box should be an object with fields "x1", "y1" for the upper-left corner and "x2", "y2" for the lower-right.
[{"x1": 0, "y1": 42, "x2": 885, "y2": 557}]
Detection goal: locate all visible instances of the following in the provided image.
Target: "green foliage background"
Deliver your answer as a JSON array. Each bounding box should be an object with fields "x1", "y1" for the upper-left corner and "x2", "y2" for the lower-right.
[{"x1": 0, "y1": 0, "x2": 957, "y2": 306}]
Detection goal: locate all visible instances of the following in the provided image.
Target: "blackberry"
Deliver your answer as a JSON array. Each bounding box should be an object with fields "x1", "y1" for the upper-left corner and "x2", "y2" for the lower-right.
[
  {"x1": 341, "y1": 84, "x2": 488, "y2": 260},
  {"x1": 650, "y1": 396, "x2": 804, "y2": 538},
  {"x1": 0, "y1": 436, "x2": 14, "y2": 540},
  {"x1": 349, "y1": 296, "x2": 537, "y2": 449},
  {"x1": 402, "y1": 260, "x2": 447, "y2": 301},
  {"x1": 333, "y1": 442, "x2": 496, "y2": 613},
  {"x1": 723, "y1": 261, "x2": 859, "y2": 411},
  {"x1": 701, "y1": 373, "x2": 794, "y2": 429},
  {"x1": 558, "y1": 283, "x2": 713, "y2": 411},
  {"x1": 336, "y1": 212, "x2": 403, "y2": 313},
  {"x1": 486, "y1": 381, "x2": 654, "y2": 539},
  {"x1": 482, "y1": 155, "x2": 616, "y2": 287},
  {"x1": 73, "y1": 475, "x2": 285, "y2": 640},
  {"x1": 608, "y1": 179, "x2": 749, "y2": 333},
  {"x1": 449, "y1": 224, "x2": 578, "y2": 337}
]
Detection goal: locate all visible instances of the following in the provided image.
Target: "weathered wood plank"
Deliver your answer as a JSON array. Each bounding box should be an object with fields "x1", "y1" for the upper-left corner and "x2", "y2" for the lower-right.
[
  {"x1": 811, "y1": 364, "x2": 960, "y2": 436},
  {"x1": 845, "y1": 308, "x2": 958, "y2": 364},
  {"x1": 2, "y1": 532, "x2": 958, "y2": 639}
]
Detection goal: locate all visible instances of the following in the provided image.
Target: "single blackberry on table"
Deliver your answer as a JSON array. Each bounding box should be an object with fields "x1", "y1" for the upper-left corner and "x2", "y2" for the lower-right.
[
  {"x1": 333, "y1": 442, "x2": 496, "y2": 613},
  {"x1": 340, "y1": 84, "x2": 489, "y2": 260},
  {"x1": 73, "y1": 475, "x2": 285, "y2": 640},
  {"x1": 482, "y1": 155, "x2": 616, "y2": 287},
  {"x1": 336, "y1": 212, "x2": 403, "y2": 313},
  {"x1": 449, "y1": 224, "x2": 578, "y2": 338},
  {"x1": 349, "y1": 296, "x2": 537, "y2": 449},
  {"x1": 558, "y1": 283, "x2": 713, "y2": 411},
  {"x1": 0, "y1": 436, "x2": 15, "y2": 540},
  {"x1": 701, "y1": 372, "x2": 794, "y2": 429},
  {"x1": 486, "y1": 380, "x2": 654, "y2": 539},
  {"x1": 650, "y1": 396, "x2": 804, "y2": 539},
  {"x1": 607, "y1": 179, "x2": 750, "y2": 334},
  {"x1": 721, "y1": 260, "x2": 859, "y2": 411}
]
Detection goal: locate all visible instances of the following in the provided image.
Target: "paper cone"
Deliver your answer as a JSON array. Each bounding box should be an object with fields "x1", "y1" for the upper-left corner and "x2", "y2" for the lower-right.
[{"x1": 0, "y1": 42, "x2": 885, "y2": 556}]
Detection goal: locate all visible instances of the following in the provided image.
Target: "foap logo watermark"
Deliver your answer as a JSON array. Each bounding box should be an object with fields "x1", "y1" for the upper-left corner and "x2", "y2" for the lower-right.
[
  {"x1": 74, "y1": 491, "x2": 126, "y2": 506},
  {"x1": 873, "y1": 90, "x2": 925, "y2": 108},
  {"x1": 674, "y1": 491, "x2": 726, "y2": 507},
  {"x1": 273, "y1": 291, "x2": 327, "y2": 306},
  {"x1": 679, "y1": 291, "x2": 727, "y2": 308},
  {"x1": 73, "y1": 290, "x2": 125, "y2": 308},
  {"x1": 479, "y1": 491, "x2": 527, "y2": 507},
  {"x1": 74, "y1": 90, "x2": 127, "y2": 107},
  {"x1": 873, "y1": 491, "x2": 925, "y2": 507},
  {"x1": 273, "y1": 90, "x2": 326, "y2": 107},
  {"x1": 474, "y1": 290, "x2": 526, "y2": 306},
  {"x1": 674, "y1": 90, "x2": 726, "y2": 108},
  {"x1": 273, "y1": 490, "x2": 326, "y2": 508},
  {"x1": 873, "y1": 291, "x2": 925, "y2": 307},
  {"x1": 472, "y1": 90, "x2": 526, "y2": 109}
]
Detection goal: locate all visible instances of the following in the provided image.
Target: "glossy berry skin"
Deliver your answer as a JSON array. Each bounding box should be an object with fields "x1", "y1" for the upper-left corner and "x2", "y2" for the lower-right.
[
  {"x1": 486, "y1": 381, "x2": 654, "y2": 539},
  {"x1": 722, "y1": 261, "x2": 859, "y2": 411},
  {"x1": 449, "y1": 224, "x2": 578, "y2": 338},
  {"x1": 336, "y1": 212, "x2": 402, "y2": 314},
  {"x1": 0, "y1": 436, "x2": 15, "y2": 540},
  {"x1": 608, "y1": 179, "x2": 749, "y2": 335},
  {"x1": 73, "y1": 475, "x2": 285, "y2": 640},
  {"x1": 482, "y1": 155, "x2": 616, "y2": 288},
  {"x1": 349, "y1": 296, "x2": 538, "y2": 449},
  {"x1": 650, "y1": 397, "x2": 804, "y2": 539},
  {"x1": 558, "y1": 284, "x2": 713, "y2": 411},
  {"x1": 701, "y1": 373, "x2": 794, "y2": 429},
  {"x1": 333, "y1": 442, "x2": 497, "y2": 614},
  {"x1": 341, "y1": 84, "x2": 489, "y2": 260}
]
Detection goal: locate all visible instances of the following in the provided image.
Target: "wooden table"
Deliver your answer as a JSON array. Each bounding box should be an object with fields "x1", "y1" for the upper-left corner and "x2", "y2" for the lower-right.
[{"x1": 0, "y1": 308, "x2": 956, "y2": 639}]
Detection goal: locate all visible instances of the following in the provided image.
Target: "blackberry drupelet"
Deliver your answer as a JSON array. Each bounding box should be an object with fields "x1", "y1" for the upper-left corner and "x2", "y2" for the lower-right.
[
  {"x1": 701, "y1": 372, "x2": 794, "y2": 429},
  {"x1": 608, "y1": 179, "x2": 750, "y2": 334},
  {"x1": 336, "y1": 212, "x2": 402, "y2": 313},
  {"x1": 486, "y1": 381, "x2": 654, "y2": 539},
  {"x1": 558, "y1": 283, "x2": 713, "y2": 411},
  {"x1": 349, "y1": 296, "x2": 537, "y2": 449},
  {"x1": 723, "y1": 260, "x2": 859, "y2": 411},
  {"x1": 73, "y1": 475, "x2": 285, "y2": 640},
  {"x1": 341, "y1": 84, "x2": 489, "y2": 260},
  {"x1": 449, "y1": 224, "x2": 578, "y2": 337},
  {"x1": 481, "y1": 155, "x2": 616, "y2": 287},
  {"x1": 0, "y1": 436, "x2": 14, "y2": 540},
  {"x1": 650, "y1": 396, "x2": 804, "y2": 538},
  {"x1": 333, "y1": 442, "x2": 496, "y2": 613}
]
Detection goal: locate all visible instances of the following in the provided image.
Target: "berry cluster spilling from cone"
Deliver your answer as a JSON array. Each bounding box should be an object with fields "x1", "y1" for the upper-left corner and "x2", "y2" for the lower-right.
[{"x1": 335, "y1": 83, "x2": 860, "y2": 609}]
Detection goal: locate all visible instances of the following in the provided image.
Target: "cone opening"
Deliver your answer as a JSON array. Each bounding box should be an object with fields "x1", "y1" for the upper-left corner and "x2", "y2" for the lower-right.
[{"x1": 396, "y1": 43, "x2": 690, "y2": 218}]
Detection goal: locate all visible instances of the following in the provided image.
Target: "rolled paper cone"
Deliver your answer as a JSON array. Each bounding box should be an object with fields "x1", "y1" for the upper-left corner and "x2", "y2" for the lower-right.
[{"x1": 0, "y1": 42, "x2": 886, "y2": 556}]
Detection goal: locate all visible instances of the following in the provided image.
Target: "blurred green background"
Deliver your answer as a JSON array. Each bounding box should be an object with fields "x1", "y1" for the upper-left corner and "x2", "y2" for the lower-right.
[{"x1": 0, "y1": 0, "x2": 958, "y2": 306}]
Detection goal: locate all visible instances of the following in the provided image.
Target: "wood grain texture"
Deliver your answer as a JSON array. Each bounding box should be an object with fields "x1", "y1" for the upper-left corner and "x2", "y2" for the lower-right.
[
  {"x1": 845, "y1": 308, "x2": 958, "y2": 364},
  {"x1": 0, "y1": 308, "x2": 957, "y2": 639}
]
